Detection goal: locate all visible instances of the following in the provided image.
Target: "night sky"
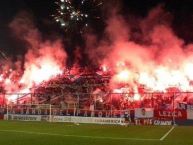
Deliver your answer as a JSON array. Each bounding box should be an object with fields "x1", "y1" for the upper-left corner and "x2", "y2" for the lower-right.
[{"x1": 0, "y1": 0, "x2": 193, "y2": 59}]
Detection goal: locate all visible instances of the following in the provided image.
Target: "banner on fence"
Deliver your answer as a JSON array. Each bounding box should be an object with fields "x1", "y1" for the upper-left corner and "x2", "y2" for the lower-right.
[
  {"x1": 187, "y1": 110, "x2": 193, "y2": 120},
  {"x1": 178, "y1": 103, "x2": 193, "y2": 110},
  {"x1": 4, "y1": 107, "x2": 193, "y2": 122},
  {"x1": 135, "y1": 108, "x2": 154, "y2": 118},
  {"x1": 153, "y1": 120, "x2": 172, "y2": 125},
  {"x1": 52, "y1": 116, "x2": 124, "y2": 124},
  {"x1": 5, "y1": 114, "x2": 125, "y2": 124},
  {"x1": 8, "y1": 109, "x2": 127, "y2": 118},
  {"x1": 0, "y1": 115, "x2": 3, "y2": 120},
  {"x1": 6, "y1": 114, "x2": 41, "y2": 121},
  {"x1": 154, "y1": 109, "x2": 187, "y2": 120}
]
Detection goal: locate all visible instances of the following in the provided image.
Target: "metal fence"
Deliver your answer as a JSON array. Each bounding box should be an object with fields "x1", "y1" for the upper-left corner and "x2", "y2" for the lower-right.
[
  {"x1": 0, "y1": 92, "x2": 193, "y2": 125},
  {"x1": 1, "y1": 92, "x2": 193, "y2": 110}
]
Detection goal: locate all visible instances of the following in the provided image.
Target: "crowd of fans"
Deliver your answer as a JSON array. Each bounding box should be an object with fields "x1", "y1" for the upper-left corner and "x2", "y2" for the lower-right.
[
  {"x1": 0, "y1": 67, "x2": 193, "y2": 111},
  {"x1": 30, "y1": 72, "x2": 193, "y2": 111}
]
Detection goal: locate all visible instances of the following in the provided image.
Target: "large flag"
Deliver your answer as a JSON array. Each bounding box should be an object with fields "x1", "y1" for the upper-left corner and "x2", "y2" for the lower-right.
[
  {"x1": 135, "y1": 108, "x2": 154, "y2": 118},
  {"x1": 154, "y1": 109, "x2": 187, "y2": 120},
  {"x1": 187, "y1": 110, "x2": 193, "y2": 120}
]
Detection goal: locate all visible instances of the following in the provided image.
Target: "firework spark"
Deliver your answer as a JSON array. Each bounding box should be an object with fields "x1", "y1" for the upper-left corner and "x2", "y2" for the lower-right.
[
  {"x1": 53, "y1": 0, "x2": 103, "y2": 33},
  {"x1": 0, "y1": 50, "x2": 8, "y2": 60}
]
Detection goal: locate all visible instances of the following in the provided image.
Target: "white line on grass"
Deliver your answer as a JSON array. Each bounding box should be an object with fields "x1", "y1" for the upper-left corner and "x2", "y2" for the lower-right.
[
  {"x1": 160, "y1": 126, "x2": 175, "y2": 141},
  {"x1": 0, "y1": 129, "x2": 159, "y2": 141}
]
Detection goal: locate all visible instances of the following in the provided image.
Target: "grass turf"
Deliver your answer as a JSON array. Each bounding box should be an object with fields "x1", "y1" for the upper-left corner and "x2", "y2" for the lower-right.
[{"x1": 0, "y1": 121, "x2": 192, "y2": 145}]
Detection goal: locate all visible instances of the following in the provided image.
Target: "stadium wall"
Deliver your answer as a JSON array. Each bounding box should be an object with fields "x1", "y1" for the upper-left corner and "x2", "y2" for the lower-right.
[{"x1": 3, "y1": 107, "x2": 193, "y2": 125}]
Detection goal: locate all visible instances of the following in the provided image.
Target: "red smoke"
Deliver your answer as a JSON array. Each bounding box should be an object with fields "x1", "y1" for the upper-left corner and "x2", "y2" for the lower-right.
[
  {"x1": 0, "y1": 12, "x2": 67, "y2": 101},
  {"x1": 85, "y1": 5, "x2": 193, "y2": 99},
  {"x1": 1, "y1": 5, "x2": 193, "y2": 103}
]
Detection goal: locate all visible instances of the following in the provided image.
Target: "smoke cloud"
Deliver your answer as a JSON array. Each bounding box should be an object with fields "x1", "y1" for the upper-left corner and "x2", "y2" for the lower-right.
[
  {"x1": 85, "y1": 4, "x2": 193, "y2": 92},
  {"x1": 0, "y1": 12, "x2": 67, "y2": 100},
  {"x1": 1, "y1": 4, "x2": 193, "y2": 103}
]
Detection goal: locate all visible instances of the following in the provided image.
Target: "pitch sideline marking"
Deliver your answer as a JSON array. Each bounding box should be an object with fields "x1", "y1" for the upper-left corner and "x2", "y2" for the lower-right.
[
  {"x1": 0, "y1": 129, "x2": 159, "y2": 141},
  {"x1": 160, "y1": 126, "x2": 175, "y2": 141}
]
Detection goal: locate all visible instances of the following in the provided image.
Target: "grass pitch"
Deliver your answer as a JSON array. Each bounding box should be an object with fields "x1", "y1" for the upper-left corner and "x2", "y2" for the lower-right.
[{"x1": 0, "y1": 121, "x2": 192, "y2": 145}]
